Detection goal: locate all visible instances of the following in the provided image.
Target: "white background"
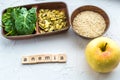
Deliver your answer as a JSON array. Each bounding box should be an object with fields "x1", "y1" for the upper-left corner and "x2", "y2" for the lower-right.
[{"x1": 0, "y1": 0, "x2": 120, "y2": 80}]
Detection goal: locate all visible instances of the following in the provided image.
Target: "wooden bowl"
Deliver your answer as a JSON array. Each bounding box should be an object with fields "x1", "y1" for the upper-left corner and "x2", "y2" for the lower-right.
[
  {"x1": 71, "y1": 5, "x2": 110, "y2": 39},
  {"x1": 1, "y1": 2, "x2": 70, "y2": 40}
]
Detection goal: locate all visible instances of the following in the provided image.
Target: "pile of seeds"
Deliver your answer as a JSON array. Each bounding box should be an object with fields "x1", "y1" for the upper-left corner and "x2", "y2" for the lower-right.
[
  {"x1": 38, "y1": 9, "x2": 67, "y2": 33},
  {"x1": 73, "y1": 11, "x2": 106, "y2": 38}
]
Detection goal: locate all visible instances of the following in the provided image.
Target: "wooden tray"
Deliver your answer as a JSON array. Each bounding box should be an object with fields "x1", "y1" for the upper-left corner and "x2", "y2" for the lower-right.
[{"x1": 1, "y1": 2, "x2": 70, "y2": 40}]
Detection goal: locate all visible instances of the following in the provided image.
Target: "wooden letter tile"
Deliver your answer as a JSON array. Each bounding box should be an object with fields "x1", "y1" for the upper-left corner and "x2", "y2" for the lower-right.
[
  {"x1": 22, "y1": 56, "x2": 30, "y2": 64},
  {"x1": 29, "y1": 55, "x2": 37, "y2": 64},
  {"x1": 44, "y1": 54, "x2": 52, "y2": 62},
  {"x1": 58, "y1": 54, "x2": 66, "y2": 63},
  {"x1": 52, "y1": 54, "x2": 59, "y2": 62},
  {"x1": 36, "y1": 55, "x2": 45, "y2": 63}
]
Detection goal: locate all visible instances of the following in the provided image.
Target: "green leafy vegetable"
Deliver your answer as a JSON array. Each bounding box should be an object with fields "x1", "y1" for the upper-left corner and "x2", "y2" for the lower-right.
[
  {"x1": 2, "y1": 7, "x2": 37, "y2": 36},
  {"x1": 2, "y1": 8, "x2": 17, "y2": 35}
]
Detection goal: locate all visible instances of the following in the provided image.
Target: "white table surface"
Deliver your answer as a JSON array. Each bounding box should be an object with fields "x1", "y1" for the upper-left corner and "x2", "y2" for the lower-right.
[{"x1": 0, "y1": 0, "x2": 120, "y2": 80}]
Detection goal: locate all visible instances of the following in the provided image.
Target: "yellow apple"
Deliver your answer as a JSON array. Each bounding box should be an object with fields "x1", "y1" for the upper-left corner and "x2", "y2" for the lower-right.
[{"x1": 85, "y1": 37, "x2": 120, "y2": 73}]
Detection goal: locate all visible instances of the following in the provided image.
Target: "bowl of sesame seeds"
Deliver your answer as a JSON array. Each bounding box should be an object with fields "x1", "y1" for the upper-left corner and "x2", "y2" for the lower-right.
[{"x1": 71, "y1": 5, "x2": 110, "y2": 39}]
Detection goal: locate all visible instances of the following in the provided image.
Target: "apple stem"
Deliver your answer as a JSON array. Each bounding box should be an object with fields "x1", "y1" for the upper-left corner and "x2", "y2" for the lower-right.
[{"x1": 101, "y1": 43, "x2": 107, "y2": 52}]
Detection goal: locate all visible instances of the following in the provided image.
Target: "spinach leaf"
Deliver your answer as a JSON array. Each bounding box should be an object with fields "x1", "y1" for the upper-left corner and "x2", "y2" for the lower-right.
[
  {"x1": 2, "y1": 7, "x2": 37, "y2": 36},
  {"x1": 2, "y1": 8, "x2": 17, "y2": 35},
  {"x1": 15, "y1": 7, "x2": 37, "y2": 35}
]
